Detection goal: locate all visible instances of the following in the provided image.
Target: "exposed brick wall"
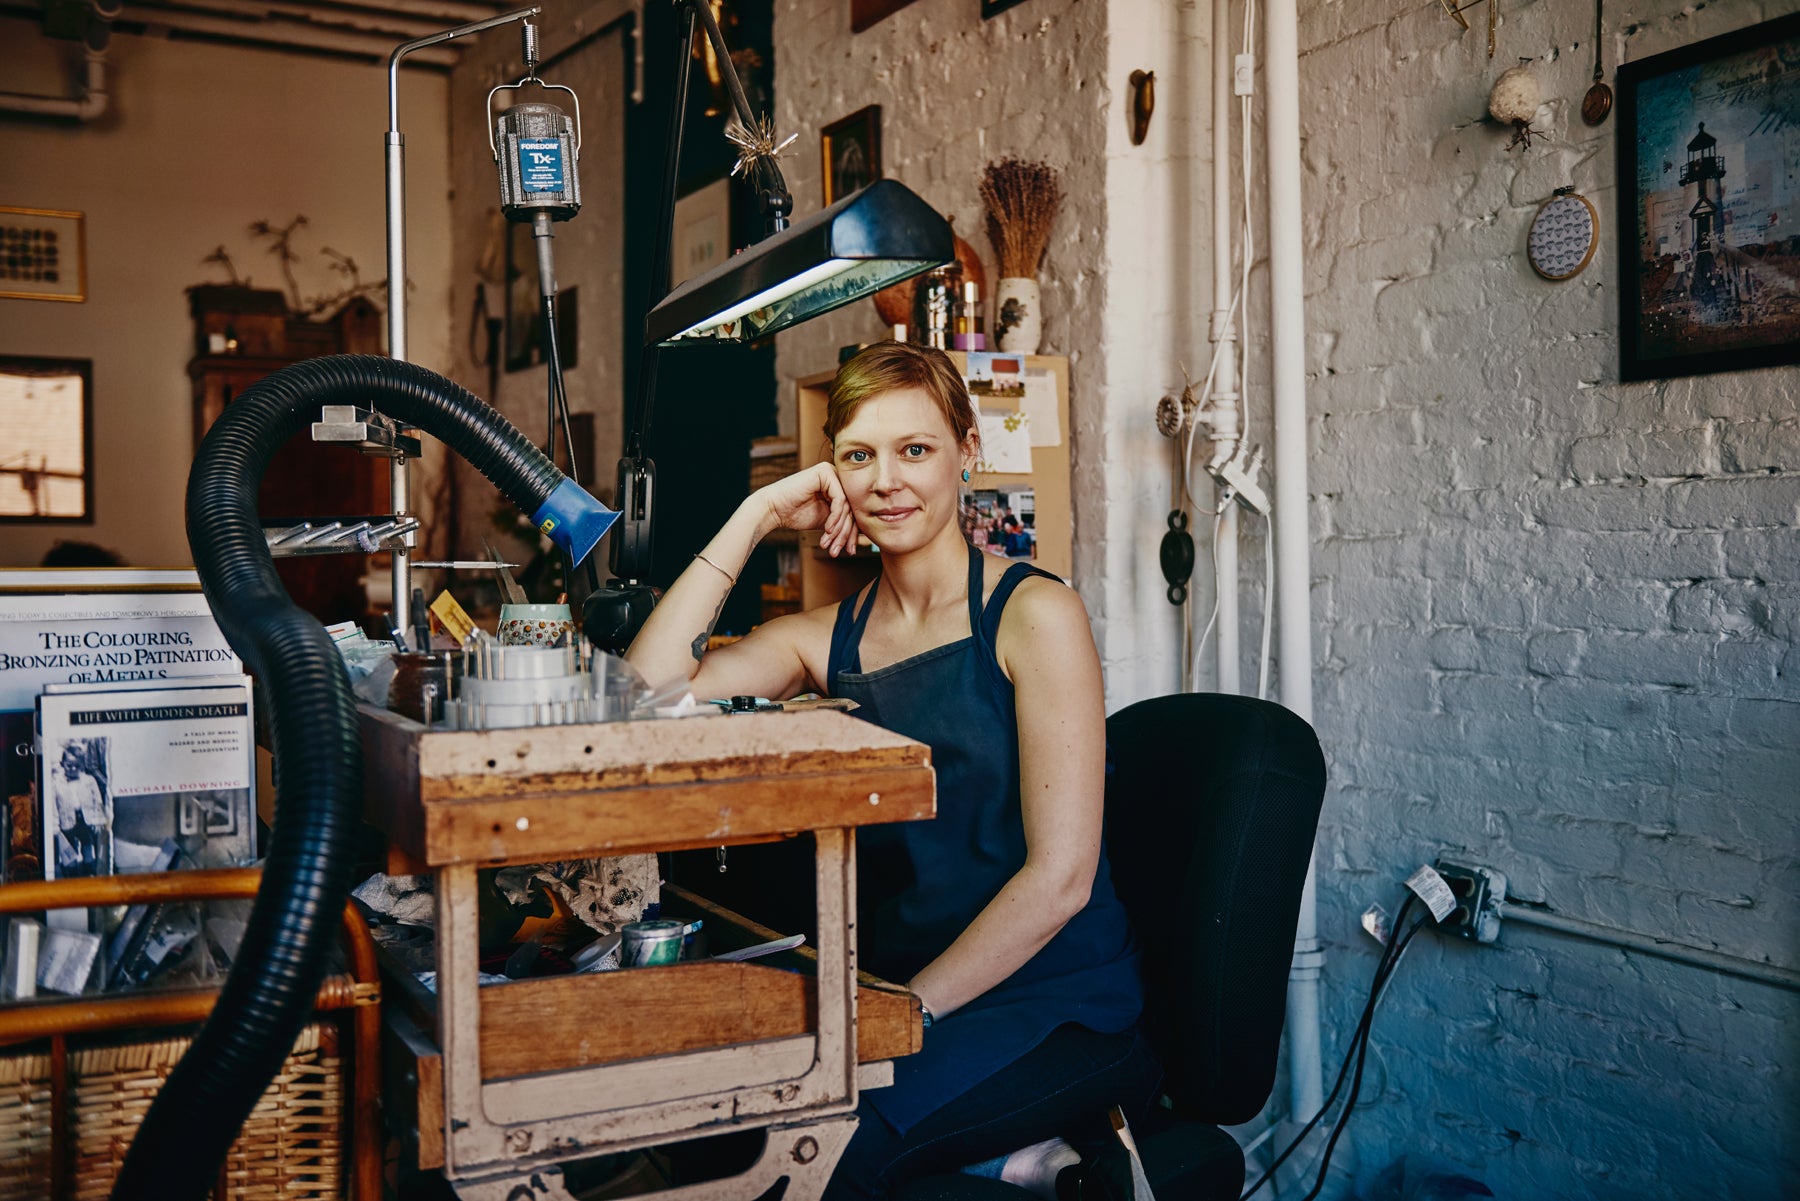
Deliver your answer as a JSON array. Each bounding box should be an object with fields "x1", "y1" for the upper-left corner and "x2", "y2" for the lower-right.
[
  {"x1": 1298, "y1": 0, "x2": 1800, "y2": 1193},
  {"x1": 769, "y1": 0, "x2": 1797, "y2": 1192},
  {"x1": 770, "y1": 0, "x2": 1109, "y2": 445},
  {"x1": 773, "y1": 0, "x2": 1207, "y2": 704},
  {"x1": 771, "y1": 0, "x2": 1160, "y2": 685}
]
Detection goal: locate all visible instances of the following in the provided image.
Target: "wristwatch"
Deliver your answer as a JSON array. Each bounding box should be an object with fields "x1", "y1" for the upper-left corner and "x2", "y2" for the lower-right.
[{"x1": 919, "y1": 1003, "x2": 934, "y2": 1029}]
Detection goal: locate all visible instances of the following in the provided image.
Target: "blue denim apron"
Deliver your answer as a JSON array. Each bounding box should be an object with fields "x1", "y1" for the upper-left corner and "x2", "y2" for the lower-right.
[{"x1": 828, "y1": 544, "x2": 1143, "y2": 1134}]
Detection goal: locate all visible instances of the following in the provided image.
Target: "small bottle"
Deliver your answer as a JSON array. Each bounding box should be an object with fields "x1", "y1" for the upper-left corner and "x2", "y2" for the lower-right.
[
  {"x1": 914, "y1": 264, "x2": 960, "y2": 350},
  {"x1": 952, "y1": 281, "x2": 986, "y2": 351}
]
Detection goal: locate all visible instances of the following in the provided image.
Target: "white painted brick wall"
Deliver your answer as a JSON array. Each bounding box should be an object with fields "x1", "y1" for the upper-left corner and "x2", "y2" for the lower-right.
[
  {"x1": 770, "y1": 0, "x2": 1109, "y2": 451},
  {"x1": 772, "y1": 0, "x2": 1798, "y2": 1193},
  {"x1": 771, "y1": 0, "x2": 1209, "y2": 706},
  {"x1": 1297, "y1": 0, "x2": 1800, "y2": 1194}
]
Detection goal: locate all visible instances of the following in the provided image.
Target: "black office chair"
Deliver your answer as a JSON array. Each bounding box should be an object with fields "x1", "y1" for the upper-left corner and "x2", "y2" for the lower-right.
[{"x1": 898, "y1": 693, "x2": 1328, "y2": 1200}]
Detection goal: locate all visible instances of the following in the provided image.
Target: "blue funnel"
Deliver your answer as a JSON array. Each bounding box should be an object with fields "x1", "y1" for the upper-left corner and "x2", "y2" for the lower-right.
[{"x1": 529, "y1": 478, "x2": 621, "y2": 566}]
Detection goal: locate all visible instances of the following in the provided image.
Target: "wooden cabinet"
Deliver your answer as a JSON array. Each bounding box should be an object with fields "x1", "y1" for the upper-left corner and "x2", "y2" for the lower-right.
[{"x1": 186, "y1": 287, "x2": 387, "y2": 624}]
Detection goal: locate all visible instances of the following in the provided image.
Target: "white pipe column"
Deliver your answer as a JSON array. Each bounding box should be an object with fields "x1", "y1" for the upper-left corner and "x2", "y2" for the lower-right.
[
  {"x1": 0, "y1": 49, "x2": 108, "y2": 119},
  {"x1": 1210, "y1": 0, "x2": 1242, "y2": 696},
  {"x1": 0, "y1": 2, "x2": 117, "y2": 121},
  {"x1": 1263, "y1": 0, "x2": 1324, "y2": 1132}
]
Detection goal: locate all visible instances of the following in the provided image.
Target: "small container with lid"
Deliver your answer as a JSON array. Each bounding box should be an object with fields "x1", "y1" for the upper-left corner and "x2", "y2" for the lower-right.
[
  {"x1": 952, "y1": 280, "x2": 986, "y2": 351},
  {"x1": 914, "y1": 263, "x2": 962, "y2": 350}
]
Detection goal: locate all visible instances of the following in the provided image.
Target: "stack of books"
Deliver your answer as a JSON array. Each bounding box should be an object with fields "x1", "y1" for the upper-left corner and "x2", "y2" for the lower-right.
[{"x1": 1, "y1": 570, "x2": 257, "y2": 999}]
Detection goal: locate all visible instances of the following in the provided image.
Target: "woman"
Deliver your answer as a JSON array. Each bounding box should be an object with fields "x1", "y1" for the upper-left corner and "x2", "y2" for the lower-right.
[{"x1": 627, "y1": 343, "x2": 1153, "y2": 1197}]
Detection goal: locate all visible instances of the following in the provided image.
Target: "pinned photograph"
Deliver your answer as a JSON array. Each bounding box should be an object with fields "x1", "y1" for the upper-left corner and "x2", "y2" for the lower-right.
[{"x1": 963, "y1": 488, "x2": 1037, "y2": 561}]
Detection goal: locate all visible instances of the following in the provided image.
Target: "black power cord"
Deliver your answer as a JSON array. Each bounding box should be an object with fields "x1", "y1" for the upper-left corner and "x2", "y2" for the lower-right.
[
  {"x1": 1296, "y1": 909, "x2": 1433, "y2": 1201},
  {"x1": 1241, "y1": 894, "x2": 1429, "y2": 1200},
  {"x1": 540, "y1": 288, "x2": 601, "y2": 594}
]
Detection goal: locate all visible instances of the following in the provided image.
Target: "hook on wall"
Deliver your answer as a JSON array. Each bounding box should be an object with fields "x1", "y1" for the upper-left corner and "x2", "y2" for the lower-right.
[
  {"x1": 1438, "y1": 0, "x2": 1497, "y2": 58},
  {"x1": 1128, "y1": 70, "x2": 1156, "y2": 146}
]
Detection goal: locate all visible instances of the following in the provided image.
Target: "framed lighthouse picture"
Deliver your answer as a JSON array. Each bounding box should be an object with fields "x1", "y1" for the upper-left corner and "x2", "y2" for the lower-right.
[{"x1": 1616, "y1": 13, "x2": 1800, "y2": 381}]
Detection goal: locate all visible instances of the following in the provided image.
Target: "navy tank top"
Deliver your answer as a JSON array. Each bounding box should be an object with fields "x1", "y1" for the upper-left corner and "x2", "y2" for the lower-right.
[{"x1": 828, "y1": 543, "x2": 1143, "y2": 1133}]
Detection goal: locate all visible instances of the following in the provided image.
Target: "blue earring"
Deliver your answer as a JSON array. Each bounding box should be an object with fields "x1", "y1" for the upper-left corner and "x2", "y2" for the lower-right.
[{"x1": 962, "y1": 469, "x2": 971, "y2": 482}]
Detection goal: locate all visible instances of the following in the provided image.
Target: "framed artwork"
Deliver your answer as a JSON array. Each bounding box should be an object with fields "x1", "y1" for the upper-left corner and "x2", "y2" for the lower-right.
[
  {"x1": 851, "y1": 0, "x2": 920, "y2": 34},
  {"x1": 1615, "y1": 13, "x2": 1800, "y2": 381},
  {"x1": 0, "y1": 208, "x2": 86, "y2": 303},
  {"x1": 0, "y1": 356, "x2": 94, "y2": 523},
  {"x1": 504, "y1": 219, "x2": 578, "y2": 373},
  {"x1": 821, "y1": 105, "x2": 882, "y2": 206},
  {"x1": 671, "y1": 178, "x2": 732, "y2": 289}
]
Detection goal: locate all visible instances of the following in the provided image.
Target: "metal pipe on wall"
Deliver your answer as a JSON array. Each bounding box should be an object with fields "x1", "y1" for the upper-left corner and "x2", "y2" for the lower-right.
[
  {"x1": 1496, "y1": 904, "x2": 1800, "y2": 993},
  {"x1": 0, "y1": 47, "x2": 108, "y2": 119},
  {"x1": 117, "y1": 5, "x2": 459, "y2": 64},
  {"x1": 0, "y1": 1, "x2": 117, "y2": 121},
  {"x1": 1263, "y1": 0, "x2": 1324, "y2": 1130},
  {"x1": 1210, "y1": 0, "x2": 1242, "y2": 697}
]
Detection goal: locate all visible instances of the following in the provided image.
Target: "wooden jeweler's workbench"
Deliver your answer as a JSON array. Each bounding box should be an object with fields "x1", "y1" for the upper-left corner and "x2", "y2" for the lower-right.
[{"x1": 360, "y1": 704, "x2": 935, "y2": 1200}]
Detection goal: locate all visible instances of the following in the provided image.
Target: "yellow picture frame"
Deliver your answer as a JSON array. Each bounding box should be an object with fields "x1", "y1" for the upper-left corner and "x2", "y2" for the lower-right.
[{"x1": 0, "y1": 207, "x2": 86, "y2": 303}]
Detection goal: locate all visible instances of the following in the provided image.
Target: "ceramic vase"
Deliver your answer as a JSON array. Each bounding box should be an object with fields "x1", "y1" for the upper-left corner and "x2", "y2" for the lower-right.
[{"x1": 994, "y1": 277, "x2": 1042, "y2": 354}]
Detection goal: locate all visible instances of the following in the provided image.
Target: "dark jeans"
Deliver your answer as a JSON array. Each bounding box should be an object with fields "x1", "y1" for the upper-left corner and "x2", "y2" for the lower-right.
[{"x1": 823, "y1": 1023, "x2": 1162, "y2": 1201}]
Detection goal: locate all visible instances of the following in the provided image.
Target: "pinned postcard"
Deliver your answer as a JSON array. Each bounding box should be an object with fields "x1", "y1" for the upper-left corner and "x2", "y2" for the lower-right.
[
  {"x1": 975, "y1": 409, "x2": 1033, "y2": 475},
  {"x1": 963, "y1": 352, "x2": 1027, "y2": 401},
  {"x1": 1021, "y1": 369, "x2": 1061, "y2": 447}
]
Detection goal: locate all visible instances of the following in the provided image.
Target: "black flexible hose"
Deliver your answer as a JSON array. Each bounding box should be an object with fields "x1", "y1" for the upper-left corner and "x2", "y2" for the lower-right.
[{"x1": 113, "y1": 354, "x2": 567, "y2": 1201}]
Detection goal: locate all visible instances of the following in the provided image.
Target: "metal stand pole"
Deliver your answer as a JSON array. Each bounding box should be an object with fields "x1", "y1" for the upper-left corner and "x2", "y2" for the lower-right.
[{"x1": 385, "y1": 4, "x2": 541, "y2": 630}]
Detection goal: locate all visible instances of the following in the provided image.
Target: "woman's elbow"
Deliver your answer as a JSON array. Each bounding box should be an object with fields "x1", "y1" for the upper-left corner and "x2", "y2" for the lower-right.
[
  {"x1": 1043, "y1": 868, "x2": 1092, "y2": 926},
  {"x1": 1017, "y1": 858, "x2": 1094, "y2": 929}
]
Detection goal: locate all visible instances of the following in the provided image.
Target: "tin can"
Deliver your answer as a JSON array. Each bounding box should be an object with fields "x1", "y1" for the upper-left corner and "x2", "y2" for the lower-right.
[{"x1": 620, "y1": 919, "x2": 686, "y2": 967}]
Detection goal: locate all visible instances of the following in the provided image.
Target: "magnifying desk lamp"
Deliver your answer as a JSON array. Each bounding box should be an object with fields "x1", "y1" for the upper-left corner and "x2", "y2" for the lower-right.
[{"x1": 583, "y1": 0, "x2": 953, "y2": 653}]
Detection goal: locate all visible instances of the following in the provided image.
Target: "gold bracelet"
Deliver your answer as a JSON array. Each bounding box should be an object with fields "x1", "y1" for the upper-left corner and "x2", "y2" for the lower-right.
[{"x1": 694, "y1": 552, "x2": 737, "y2": 586}]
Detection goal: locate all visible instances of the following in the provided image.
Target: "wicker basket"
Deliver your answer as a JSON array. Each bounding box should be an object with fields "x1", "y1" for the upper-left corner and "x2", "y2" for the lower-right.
[{"x1": 0, "y1": 1023, "x2": 344, "y2": 1201}]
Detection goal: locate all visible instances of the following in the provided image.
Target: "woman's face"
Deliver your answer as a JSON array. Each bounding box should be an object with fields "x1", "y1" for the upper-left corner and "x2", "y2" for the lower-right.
[{"x1": 831, "y1": 387, "x2": 975, "y2": 555}]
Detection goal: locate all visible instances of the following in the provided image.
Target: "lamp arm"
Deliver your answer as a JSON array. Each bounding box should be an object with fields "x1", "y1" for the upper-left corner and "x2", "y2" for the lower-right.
[
  {"x1": 689, "y1": 0, "x2": 759, "y2": 134},
  {"x1": 626, "y1": 0, "x2": 699, "y2": 466},
  {"x1": 689, "y1": 0, "x2": 792, "y2": 235},
  {"x1": 615, "y1": 0, "x2": 786, "y2": 581}
]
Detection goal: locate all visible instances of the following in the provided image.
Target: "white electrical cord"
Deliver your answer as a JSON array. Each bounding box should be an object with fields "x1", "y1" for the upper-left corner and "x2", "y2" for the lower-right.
[
  {"x1": 1189, "y1": 508, "x2": 1227, "y2": 688},
  {"x1": 1183, "y1": 0, "x2": 1265, "y2": 690}
]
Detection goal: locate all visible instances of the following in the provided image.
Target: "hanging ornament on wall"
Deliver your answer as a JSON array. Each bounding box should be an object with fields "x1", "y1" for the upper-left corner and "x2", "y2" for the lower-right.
[
  {"x1": 1527, "y1": 187, "x2": 1599, "y2": 280},
  {"x1": 1488, "y1": 60, "x2": 1542, "y2": 150},
  {"x1": 1581, "y1": 0, "x2": 1613, "y2": 125}
]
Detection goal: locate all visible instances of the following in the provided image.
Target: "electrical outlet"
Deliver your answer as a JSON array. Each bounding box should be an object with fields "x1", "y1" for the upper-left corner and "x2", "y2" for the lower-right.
[
  {"x1": 1210, "y1": 448, "x2": 1269, "y2": 514},
  {"x1": 1433, "y1": 861, "x2": 1507, "y2": 943}
]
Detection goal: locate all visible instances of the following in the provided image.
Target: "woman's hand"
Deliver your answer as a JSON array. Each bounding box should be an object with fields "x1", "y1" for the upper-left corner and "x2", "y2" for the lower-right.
[{"x1": 758, "y1": 462, "x2": 858, "y2": 557}]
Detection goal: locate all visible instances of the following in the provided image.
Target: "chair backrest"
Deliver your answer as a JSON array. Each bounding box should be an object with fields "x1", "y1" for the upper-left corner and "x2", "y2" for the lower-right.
[{"x1": 1103, "y1": 693, "x2": 1327, "y2": 1126}]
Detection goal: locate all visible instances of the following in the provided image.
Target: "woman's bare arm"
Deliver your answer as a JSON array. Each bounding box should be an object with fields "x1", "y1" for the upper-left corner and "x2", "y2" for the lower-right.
[
  {"x1": 624, "y1": 464, "x2": 858, "y2": 700},
  {"x1": 903, "y1": 578, "x2": 1107, "y2": 1018}
]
